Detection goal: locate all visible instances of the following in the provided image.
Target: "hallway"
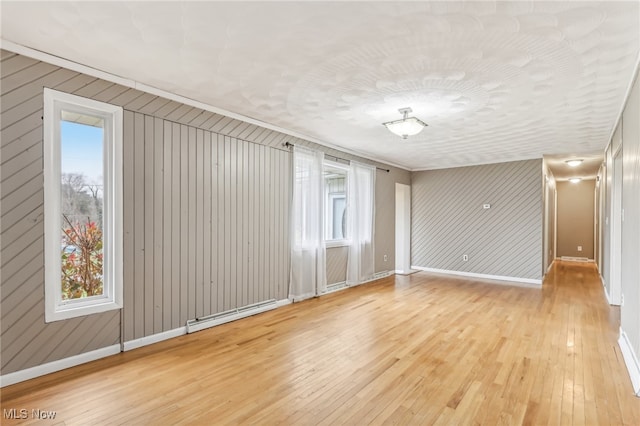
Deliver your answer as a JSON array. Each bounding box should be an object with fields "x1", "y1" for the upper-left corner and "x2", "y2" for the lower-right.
[{"x1": 1, "y1": 261, "x2": 639, "y2": 424}]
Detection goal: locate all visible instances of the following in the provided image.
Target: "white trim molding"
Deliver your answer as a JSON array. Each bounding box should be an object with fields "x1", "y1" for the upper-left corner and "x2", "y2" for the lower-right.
[
  {"x1": 0, "y1": 344, "x2": 120, "y2": 388},
  {"x1": 395, "y1": 269, "x2": 419, "y2": 276},
  {"x1": 123, "y1": 327, "x2": 187, "y2": 352},
  {"x1": 276, "y1": 298, "x2": 292, "y2": 307},
  {"x1": 603, "y1": 286, "x2": 612, "y2": 305},
  {"x1": 411, "y1": 266, "x2": 542, "y2": 286},
  {"x1": 618, "y1": 328, "x2": 640, "y2": 396},
  {"x1": 43, "y1": 88, "x2": 123, "y2": 322}
]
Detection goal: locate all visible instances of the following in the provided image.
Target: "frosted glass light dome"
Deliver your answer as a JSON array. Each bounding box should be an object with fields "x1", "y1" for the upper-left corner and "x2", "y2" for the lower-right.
[{"x1": 383, "y1": 108, "x2": 427, "y2": 139}]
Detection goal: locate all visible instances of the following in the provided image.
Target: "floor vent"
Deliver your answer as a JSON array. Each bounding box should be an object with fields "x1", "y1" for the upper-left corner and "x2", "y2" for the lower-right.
[{"x1": 186, "y1": 299, "x2": 277, "y2": 334}]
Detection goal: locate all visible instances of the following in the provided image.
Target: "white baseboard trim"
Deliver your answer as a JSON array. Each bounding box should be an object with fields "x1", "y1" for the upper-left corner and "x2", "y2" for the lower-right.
[
  {"x1": 2, "y1": 297, "x2": 292, "y2": 387},
  {"x1": 123, "y1": 327, "x2": 187, "y2": 351},
  {"x1": 546, "y1": 260, "x2": 555, "y2": 274},
  {"x1": 411, "y1": 266, "x2": 542, "y2": 286},
  {"x1": 276, "y1": 298, "x2": 291, "y2": 307},
  {"x1": 347, "y1": 270, "x2": 392, "y2": 287},
  {"x1": 618, "y1": 328, "x2": 640, "y2": 396},
  {"x1": 559, "y1": 256, "x2": 594, "y2": 262},
  {"x1": 395, "y1": 269, "x2": 419, "y2": 275},
  {"x1": 603, "y1": 285, "x2": 612, "y2": 305},
  {"x1": 0, "y1": 344, "x2": 120, "y2": 388}
]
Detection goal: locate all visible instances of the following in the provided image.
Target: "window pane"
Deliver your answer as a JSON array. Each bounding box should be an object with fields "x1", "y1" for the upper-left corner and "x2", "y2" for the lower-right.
[
  {"x1": 332, "y1": 196, "x2": 346, "y2": 239},
  {"x1": 324, "y1": 165, "x2": 347, "y2": 241},
  {"x1": 60, "y1": 115, "x2": 104, "y2": 300}
]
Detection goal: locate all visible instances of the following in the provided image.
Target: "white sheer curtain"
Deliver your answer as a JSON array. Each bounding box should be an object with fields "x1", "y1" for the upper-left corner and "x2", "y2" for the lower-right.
[
  {"x1": 289, "y1": 146, "x2": 327, "y2": 301},
  {"x1": 346, "y1": 161, "x2": 376, "y2": 286}
]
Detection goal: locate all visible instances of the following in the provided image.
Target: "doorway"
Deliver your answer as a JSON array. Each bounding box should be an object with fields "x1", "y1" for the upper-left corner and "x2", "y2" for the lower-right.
[
  {"x1": 610, "y1": 148, "x2": 623, "y2": 305},
  {"x1": 395, "y1": 183, "x2": 411, "y2": 274}
]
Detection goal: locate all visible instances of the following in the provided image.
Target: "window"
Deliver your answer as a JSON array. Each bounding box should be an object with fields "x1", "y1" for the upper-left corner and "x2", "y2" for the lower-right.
[
  {"x1": 44, "y1": 88, "x2": 123, "y2": 322},
  {"x1": 324, "y1": 162, "x2": 348, "y2": 246}
]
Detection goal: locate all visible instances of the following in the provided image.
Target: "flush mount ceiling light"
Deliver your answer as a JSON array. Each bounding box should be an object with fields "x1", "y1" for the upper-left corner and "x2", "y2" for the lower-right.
[
  {"x1": 569, "y1": 178, "x2": 582, "y2": 183},
  {"x1": 383, "y1": 108, "x2": 427, "y2": 139},
  {"x1": 565, "y1": 159, "x2": 583, "y2": 167}
]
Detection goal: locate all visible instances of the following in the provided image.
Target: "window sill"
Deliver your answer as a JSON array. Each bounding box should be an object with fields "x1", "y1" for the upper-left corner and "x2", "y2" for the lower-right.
[{"x1": 326, "y1": 240, "x2": 350, "y2": 249}]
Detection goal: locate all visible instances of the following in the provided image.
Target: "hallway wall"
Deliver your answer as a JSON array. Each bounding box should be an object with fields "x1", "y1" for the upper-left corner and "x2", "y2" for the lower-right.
[
  {"x1": 602, "y1": 63, "x2": 640, "y2": 393},
  {"x1": 556, "y1": 179, "x2": 596, "y2": 259},
  {"x1": 619, "y1": 69, "x2": 640, "y2": 371}
]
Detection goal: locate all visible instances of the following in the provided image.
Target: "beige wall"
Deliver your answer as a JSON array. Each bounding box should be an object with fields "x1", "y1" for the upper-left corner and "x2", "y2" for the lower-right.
[{"x1": 556, "y1": 179, "x2": 596, "y2": 259}]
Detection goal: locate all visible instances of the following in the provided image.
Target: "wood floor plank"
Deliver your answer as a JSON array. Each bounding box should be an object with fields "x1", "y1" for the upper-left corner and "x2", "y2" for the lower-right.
[{"x1": 1, "y1": 261, "x2": 639, "y2": 424}]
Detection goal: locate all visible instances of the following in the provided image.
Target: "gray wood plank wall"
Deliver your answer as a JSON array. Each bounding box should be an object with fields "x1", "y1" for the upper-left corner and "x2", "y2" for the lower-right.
[
  {"x1": 619, "y1": 73, "x2": 640, "y2": 359},
  {"x1": 1, "y1": 50, "x2": 410, "y2": 375},
  {"x1": 411, "y1": 159, "x2": 543, "y2": 280}
]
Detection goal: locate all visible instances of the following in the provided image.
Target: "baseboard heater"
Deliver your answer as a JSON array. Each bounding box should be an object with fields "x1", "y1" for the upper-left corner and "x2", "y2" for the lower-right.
[
  {"x1": 186, "y1": 299, "x2": 277, "y2": 334},
  {"x1": 560, "y1": 256, "x2": 593, "y2": 262},
  {"x1": 324, "y1": 281, "x2": 348, "y2": 294}
]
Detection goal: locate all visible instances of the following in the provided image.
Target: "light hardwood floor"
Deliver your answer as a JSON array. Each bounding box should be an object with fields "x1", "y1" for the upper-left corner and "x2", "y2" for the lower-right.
[{"x1": 2, "y1": 260, "x2": 639, "y2": 424}]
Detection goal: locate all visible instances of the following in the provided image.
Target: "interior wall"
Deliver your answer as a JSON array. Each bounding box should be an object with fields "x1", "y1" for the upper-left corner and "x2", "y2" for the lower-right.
[
  {"x1": 620, "y1": 71, "x2": 640, "y2": 361},
  {"x1": 542, "y1": 161, "x2": 557, "y2": 272},
  {"x1": 594, "y1": 168, "x2": 601, "y2": 271},
  {"x1": 603, "y1": 144, "x2": 613, "y2": 294},
  {"x1": 0, "y1": 49, "x2": 410, "y2": 376},
  {"x1": 556, "y1": 179, "x2": 596, "y2": 259},
  {"x1": 411, "y1": 159, "x2": 543, "y2": 281},
  {"x1": 598, "y1": 163, "x2": 607, "y2": 278}
]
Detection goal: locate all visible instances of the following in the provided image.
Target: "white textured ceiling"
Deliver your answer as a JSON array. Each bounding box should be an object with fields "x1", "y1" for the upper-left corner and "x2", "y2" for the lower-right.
[{"x1": 2, "y1": 1, "x2": 639, "y2": 171}]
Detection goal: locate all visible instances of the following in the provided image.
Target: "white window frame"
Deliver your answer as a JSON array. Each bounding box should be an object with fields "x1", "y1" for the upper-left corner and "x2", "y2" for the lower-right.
[
  {"x1": 324, "y1": 160, "x2": 350, "y2": 248},
  {"x1": 43, "y1": 88, "x2": 123, "y2": 322}
]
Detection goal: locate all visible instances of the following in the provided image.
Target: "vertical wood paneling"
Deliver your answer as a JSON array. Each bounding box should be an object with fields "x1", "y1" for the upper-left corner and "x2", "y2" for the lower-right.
[
  {"x1": 188, "y1": 127, "x2": 197, "y2": 320},
  {"x1": 620, "y1": 74, "x2": 640, "y2": 357},
  {"x1": 224, "y1": 136, "x2": 232, "y2": 311},
  {"x1": 153, "y1": 117, "x2": 163, "y2": 333},
  {"x1": 133, "y1": 113, "x2": 145, "y2": 340},
  {"x1": 171, "y1": 123, "x2": 181, "y2": 329},
  {"x1": 242, "y1": 140, "x2": 249, "y2": 306},
  {"x1": 216, "y1": 134, "x2": 225, "y2": 313},
  {"x1": 179, "y1": 125, "x2": 189, "y2": 325},
  {"x1": 143, "y1": 116, "x2": 154, "y2": 336},
  {"x1": 162, "y1": 121, "x2": 172, "y2": 330},
  {"x1": 123, "y1": 110, "x2": 135, "y2": 342},
  {"x1": 203, "y1": 132, "x2": 211, "y2": 316},
  {"x1": 195, "y1": 129, "x2": 204, "y2": 318}
]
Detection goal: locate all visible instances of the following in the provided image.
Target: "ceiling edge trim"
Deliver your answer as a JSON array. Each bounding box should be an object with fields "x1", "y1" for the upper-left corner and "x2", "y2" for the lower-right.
[
  {"x1": 0, "y1": 39, "x2": 411, "y2": 172},
  {"x1": 411, "y1": 156, "x2": 544, "y2": 173}
]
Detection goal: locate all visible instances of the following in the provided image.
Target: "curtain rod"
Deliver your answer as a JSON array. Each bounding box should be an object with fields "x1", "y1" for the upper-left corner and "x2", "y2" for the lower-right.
[{"x1": 283, "y1": 142, "x2": 390, "y2": 173}]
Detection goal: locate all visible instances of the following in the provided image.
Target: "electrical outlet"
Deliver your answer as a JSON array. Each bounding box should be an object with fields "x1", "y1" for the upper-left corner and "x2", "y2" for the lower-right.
[
  {"x1": 577, "y1": 246, "x2": 582, "y2": 252},
  {"x1": 463, "y1": 254, "x2": 468, "y2": 262},
  {"x1": 383, "y1": 254, "x2": 388, "y2": 262}
]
